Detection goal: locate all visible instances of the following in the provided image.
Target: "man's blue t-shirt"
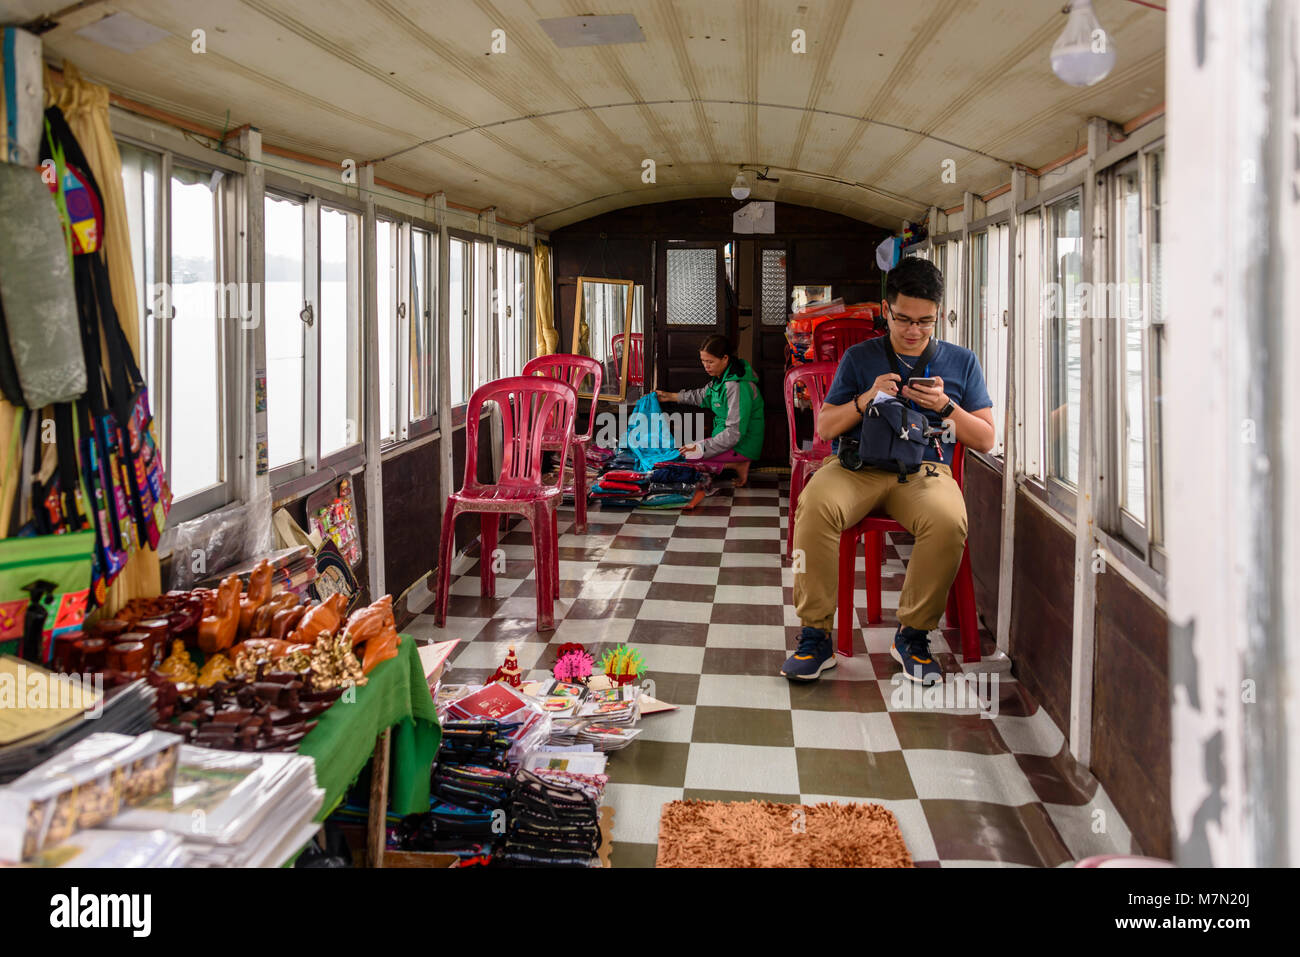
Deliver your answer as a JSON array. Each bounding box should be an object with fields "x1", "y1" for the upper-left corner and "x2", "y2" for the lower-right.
[{"x1": 823, "y1": 337, "x2": 993, "y2": 463}]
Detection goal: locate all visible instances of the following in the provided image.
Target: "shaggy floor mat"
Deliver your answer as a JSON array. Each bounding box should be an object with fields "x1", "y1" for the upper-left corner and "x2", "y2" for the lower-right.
[{"x1": 656, "y1": 800, "x2": 914, "y2": 868}]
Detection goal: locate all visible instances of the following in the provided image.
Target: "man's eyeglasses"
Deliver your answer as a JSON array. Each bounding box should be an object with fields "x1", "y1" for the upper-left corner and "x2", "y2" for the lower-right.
[{"x1": 888, "y1": 315, "x2": 937, "y2": 331}]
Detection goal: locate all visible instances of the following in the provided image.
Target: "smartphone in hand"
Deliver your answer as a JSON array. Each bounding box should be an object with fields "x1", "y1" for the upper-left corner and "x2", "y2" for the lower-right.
[{"x1": 907, "y1": 376, "x2": 938, "y2": 389}]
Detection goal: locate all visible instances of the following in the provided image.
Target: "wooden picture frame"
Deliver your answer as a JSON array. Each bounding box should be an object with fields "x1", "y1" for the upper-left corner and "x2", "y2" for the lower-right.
[{"x1": 571, "y1": 276, "x2": 634, "y2": 402}]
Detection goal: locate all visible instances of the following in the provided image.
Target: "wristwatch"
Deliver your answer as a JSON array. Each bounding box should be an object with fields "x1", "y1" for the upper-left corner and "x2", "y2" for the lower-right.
[{"x1": 937, "y1": 399, "x2": 956, "y2": 418}]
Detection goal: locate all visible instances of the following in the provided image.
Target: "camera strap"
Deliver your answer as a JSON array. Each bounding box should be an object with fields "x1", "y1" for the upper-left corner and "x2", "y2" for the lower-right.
[{"x1": 883, "y1": 337, "x2": 937, "y2": 414}]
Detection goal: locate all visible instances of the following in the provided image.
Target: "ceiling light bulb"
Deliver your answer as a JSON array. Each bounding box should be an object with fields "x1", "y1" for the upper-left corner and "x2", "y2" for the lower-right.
[
  {"x1": 1050, "y1": 0, "x2": 1116, "y2": 87},
  {"x1": 731, "y1": 172, "x2": 751, "y2": 200}
]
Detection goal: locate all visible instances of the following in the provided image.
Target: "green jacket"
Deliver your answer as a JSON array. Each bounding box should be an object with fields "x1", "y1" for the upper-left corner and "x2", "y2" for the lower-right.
[{"x1": 679, "y1": 359, "x2": 765, "y2": 460}]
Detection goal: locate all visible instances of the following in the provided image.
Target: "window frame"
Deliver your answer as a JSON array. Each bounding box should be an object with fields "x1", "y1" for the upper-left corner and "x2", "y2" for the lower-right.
[
  {"x1": 495, "y1": 239, "x2": 534, "y2": 378},
  {"x1": 447, "y1": 228, "x2": 478, "y2": 407},
  {"x1": 117, "y1": 135, "x2": 242, "y2": 525},
  {"x1": 374, "y1": 205, "x2": 441, "y2": 445},
  {"x1": 263, "y1": 173, "x2": 368, "y2": 489}
]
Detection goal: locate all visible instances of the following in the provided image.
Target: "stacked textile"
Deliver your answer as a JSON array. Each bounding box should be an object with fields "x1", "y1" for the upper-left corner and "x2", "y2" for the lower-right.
[
  {"x1": 497, "y1": 768, "x2": 604, "y2": 867},
  {"x1": 392, "y1": 718, "x2": 514, "y2": 862}
]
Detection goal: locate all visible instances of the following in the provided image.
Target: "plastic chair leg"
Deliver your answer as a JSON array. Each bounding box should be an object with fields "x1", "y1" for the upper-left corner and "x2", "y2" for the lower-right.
[
  {"x1": 479, "y1": 513, "x2": 499, "y2": 598},
  {"x1": 945, "y1": 583, "x2": 960, "y2": 629},
  {"x1": 532, "y1": 503, "x2": 555, "y2": 632},
  {"x1": 865, "y1": 530, "x2": 884, "y2": 624},
  {"x1": 434, "y1": 500, "x2": 458, "y2": 626},
  {"x1": 571, "y1": 439, "x2": 588, "y2": 535},
  {"x1": 550, "y1": 505, "x2": 560, "y2": 600},
  {"x1": 836, "y1": 529, "x2": 857, "y2": 657},
  {"x1": 787, "y1": 464, "x2": 804, "y2": 558},
  {"x1": 955, "y1": 545, "x2": 980, "y2": 663}
]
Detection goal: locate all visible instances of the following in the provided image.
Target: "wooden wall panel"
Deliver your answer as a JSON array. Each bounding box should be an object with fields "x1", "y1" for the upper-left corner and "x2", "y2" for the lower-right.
[
  {"x1": 1093, "y1": 569, "x2": 1173, "y2": 858},
  {"x1": 1009, "y1": 489, "x2": 1075, "y2": 735},
  {"x1": 962, "y1": 456, "x2": 1003, "y2": 635}
]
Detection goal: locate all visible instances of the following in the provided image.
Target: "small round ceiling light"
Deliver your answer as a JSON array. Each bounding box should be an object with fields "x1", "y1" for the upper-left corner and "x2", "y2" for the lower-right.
[{"x1": 731, "y1": 171, "x2": 751, "y2": 200}]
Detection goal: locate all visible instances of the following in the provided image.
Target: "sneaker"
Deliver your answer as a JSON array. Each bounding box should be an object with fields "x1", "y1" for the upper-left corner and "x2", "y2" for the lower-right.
[
  {"x1": 890, "y1": 626, "x2": 942, "y2": 685},
  {"x1": 781, "y1": 627, "x2": 837, "y2": 681}
]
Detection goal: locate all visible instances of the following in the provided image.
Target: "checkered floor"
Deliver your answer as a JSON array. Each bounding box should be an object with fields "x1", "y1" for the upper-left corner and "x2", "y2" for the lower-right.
[{"x1": 408, "y1": 473, "x2": 1136, "y2": 867}]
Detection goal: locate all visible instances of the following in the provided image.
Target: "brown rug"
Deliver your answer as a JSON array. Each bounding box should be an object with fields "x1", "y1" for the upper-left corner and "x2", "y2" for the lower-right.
[{"x1": 656, "y1": 799, "x2": 914, "y2": 868}]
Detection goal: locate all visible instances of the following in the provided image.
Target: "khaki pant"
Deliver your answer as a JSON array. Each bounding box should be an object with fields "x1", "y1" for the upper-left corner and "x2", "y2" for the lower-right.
[{"x1": 792, "y1": 456, "x2": 968, "y2": 633}]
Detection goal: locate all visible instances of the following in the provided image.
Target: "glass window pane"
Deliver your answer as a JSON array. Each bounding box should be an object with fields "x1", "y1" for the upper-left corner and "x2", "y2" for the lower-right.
[
  {"x1": 1047, "y1": 195, "x2": 1083, "y2": 485},
  {"x1": 496, "y1": 247, "x2": 514, "y2": 377},
  {"x1": 474, "y1": 241, "x2": 490, "y2": 390},
  {"x1": 944, "y1": 239, "x2": 962, "y2": 342},
  {"x1": 1020, "y1": 211, "x2": 1043, "y2": 479},
  {"x1": 118, "y1": 143, "x2": 159, "y2": 399},
  {"x1": 264, "y1": 194, "x2": 305, "y2": 470},
  {"x1": 969, "y1": 231, "x2": 988, "y2": 359},
  {"x1": 666, "y1": 247, "x2": 718, "y2": 324},
  {"x1": 515, "y1": 250, "x2": 529, "y2": 371},
  {"x1": 321, "y1": 207, "x2": 360, "y2": 455},
  {"x1": 1116, "y1": 166, "x2": 1145, "y2": 523},
  {"x1": 376, "y1": 220, "x2": 398, "y2": 440},
  {"x1": 169, "y1": 170, "x2": 223, "y2": 498},
  {"x1": 760, "y1": 249, "x2": 787, "y2": 325},
  {"x1": 1149, "y1": 148, "x2": 1167, "y2": 544},
  {"x1": 410, "y1": 228, "x2": 432, "y2": 420},
  {"x1": 449, "y1": 238, "x2": 468, "y2": 404}
]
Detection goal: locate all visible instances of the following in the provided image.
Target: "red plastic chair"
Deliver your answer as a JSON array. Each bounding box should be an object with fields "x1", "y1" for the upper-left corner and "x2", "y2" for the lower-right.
[
  {"x1": 835, "y1": 442, "x2": 980, "y2": 662},
  {"x1": 435, "y1": 376, "x2": 577, "y2": 632},
  {"x1": 813, "y1": 318, "x2": 881, "y2": 363},
  {"x1": 611, "y1": 333, "x2": 644, "y2": 388},
  {"x1": 523, "y1": 354, "x2": 602, "y2": 536},
  {"x1": 783, "y1": 362, "x2": 837, "y2": 558}
]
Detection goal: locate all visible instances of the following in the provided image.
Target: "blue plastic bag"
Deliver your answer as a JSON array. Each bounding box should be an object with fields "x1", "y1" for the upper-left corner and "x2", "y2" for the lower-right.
[{"x1": 622, "y1": 394, "x2": 681, "y2": 473}]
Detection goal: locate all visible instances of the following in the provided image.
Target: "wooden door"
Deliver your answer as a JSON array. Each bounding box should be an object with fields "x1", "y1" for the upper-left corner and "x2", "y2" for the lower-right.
[{"x1": 653, "y1": 241, "x2": 731, "y2": 395}]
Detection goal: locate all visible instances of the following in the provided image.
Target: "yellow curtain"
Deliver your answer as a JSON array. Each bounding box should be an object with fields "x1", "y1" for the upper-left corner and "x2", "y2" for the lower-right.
[
  {"x1": 534, "y1": 241, "x2": 559, "y2": 356},
  {"x1": 16, "y1": 62, "x2": 162, "y2": 612}
]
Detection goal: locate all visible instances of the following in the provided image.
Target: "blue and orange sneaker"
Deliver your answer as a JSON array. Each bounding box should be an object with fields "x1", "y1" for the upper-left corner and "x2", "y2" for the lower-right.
[
  {"x1": 890, "y1": 626, "x2": 941, "y2": 685},
  {"x1": 781, "y1": 627, "x2": 836, "y2": 681}
]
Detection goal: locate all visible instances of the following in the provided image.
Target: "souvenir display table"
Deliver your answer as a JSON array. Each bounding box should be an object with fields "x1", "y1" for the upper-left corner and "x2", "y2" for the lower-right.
[{"x1": 297, "y1": 635, "x2": 440, "y2": 865}]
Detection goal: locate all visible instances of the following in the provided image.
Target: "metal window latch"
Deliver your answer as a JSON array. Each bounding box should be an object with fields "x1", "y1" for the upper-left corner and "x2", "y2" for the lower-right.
[
  {"x1": 299, "y1": 301, "x2": 314, "y2": 327},
  {"x1": 396, "y1": 302, "x2": 406, "y2": 320}
]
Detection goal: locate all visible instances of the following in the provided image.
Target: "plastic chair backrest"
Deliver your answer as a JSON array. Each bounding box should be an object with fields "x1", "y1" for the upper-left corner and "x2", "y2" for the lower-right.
[
  {"x1": 611, "y1": 333, "x2": 645, "y2": 388},
  {"x1": 462, "y1": 376, "x2": 576, "y2": 491},
  {"x1": 784, "y1": 361, "x2": 837, "y2": 460},
  {"x1": 950, "y1": 441, "x2": 966, "y2": 489},
  {"x1": 523, "y1": 354, "x2": 602, "y2": 439},
  {"x1": 813, "y1": 318, "x2": 879, "y2": 363}
]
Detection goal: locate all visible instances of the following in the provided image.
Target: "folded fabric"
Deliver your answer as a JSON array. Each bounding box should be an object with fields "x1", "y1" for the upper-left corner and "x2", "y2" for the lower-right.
[
  {"x1": 592, "y1": 481, "x2": 644, "y2": 494},
  {"x1": 601, "y1": 471, "x2": 647, "y2": 483},
  {"x1": 647, "y1": 464, "x2": 702, "y2": 484},
  {"x1": 640, "y1": 494, "x2": 691, "y2": 508}
]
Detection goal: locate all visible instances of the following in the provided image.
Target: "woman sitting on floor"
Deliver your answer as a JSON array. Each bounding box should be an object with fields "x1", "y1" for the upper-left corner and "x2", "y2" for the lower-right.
[{"x1": 656, "y1": 335, "x2": 765, "y2": 487}]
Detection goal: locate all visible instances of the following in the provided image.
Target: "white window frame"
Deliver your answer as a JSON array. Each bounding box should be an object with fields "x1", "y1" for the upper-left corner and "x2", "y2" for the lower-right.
[
  {"x1": 263, "y1": 176, "x2": 367, "y2": 490},
  {"x1": 117, "y1": 135, "x2": 242, "y2": 524}
]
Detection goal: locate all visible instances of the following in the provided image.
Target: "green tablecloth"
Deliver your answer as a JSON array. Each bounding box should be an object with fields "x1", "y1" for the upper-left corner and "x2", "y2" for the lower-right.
[{"x1": 297, "y1": 636, "x2": 440, "y2": 819}]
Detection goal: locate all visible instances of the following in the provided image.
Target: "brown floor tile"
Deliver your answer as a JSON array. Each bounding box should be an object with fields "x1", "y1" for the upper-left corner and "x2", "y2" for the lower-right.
[
  {"x1": 727, "y1": 515, "x2": 782, "y2": 528},
  {"x1": 701, "y1": 646, "x2": 789, "y2": 676},
  {"x1": 645, "y1": 582, "x2": 717, "y2": 604},
  {"x1": 922, "y1": 799, "x2": 1072, "y2": 867},
  {"x1": 612, "y1": 841, "x2": 660, "y2": 868},
  {"x1": 690, "y1": 706, "x2": 794, "y2": 747},
  {"x1": 990, "y1": 678, "x2": 1040, "y2": 718},
  {"x1": 605, "y1": 740, "x2": 691, "y2": 787},
  {"x1": 625, "y1": 513, "x2": 679, "y2": 526},
  {"x1": 787, "y1": 677, "x2": 887, "y2": 713},
  {"x1": 888, "y1": 712, "x2": 1011, "y2": 755},
  {"x1": 717, "y1": 566, "x2": 783, "y2": 587},
  {"x1": 589, "y1": 564, "x2": 658, "y2": 581},
  {"x1": 795, "y1": 747, "x2": 917, "y2": 800},
  {"x1": 685, "y1": 505, "x2": 732, "y2": 516},
  {"x1": 671, "y1": 525, "x2": 728, "y2": 540},
  {"x1": 660, "y1": 550, "x2": 724, "y2": 567},
  {"x1": 1014, "y1": 744, "x2": 1101, "y2": 806},
  {"x1": 564, "y1": 598, "x2": 644, "y2": 619},
  {"x1": 509, "y1": 578, "x2": 587, "y2": 599},
  {"x1": 627, "y1": 619, "x2": 710, "y2": 647},
  {"x1": 722, "y1": 538, "x2": 779, "y2": 554},
  {"x1": 642, "y1": 671, "x2": 701, "y2": 706},
  {"x1": 557, "y1": 546, "x2": 609, "y2": 561},
  {"x1": 710, "y1": 603, "x2": 786, "y2": 626},
  {"x1": 473, "y1": 617, "x2": 553, "y2": 643},
  {"x1": 610, "y1": 535, "x2": 668, "y2": 551},
  {"x1": 681, "y1": 788, "x2": 802, "y2": 805}
]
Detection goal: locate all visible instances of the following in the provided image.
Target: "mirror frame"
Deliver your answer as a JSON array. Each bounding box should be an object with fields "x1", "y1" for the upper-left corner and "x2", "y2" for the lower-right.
[{"x1": 571, "y1": 276, "x2": 635, "y2": 402}]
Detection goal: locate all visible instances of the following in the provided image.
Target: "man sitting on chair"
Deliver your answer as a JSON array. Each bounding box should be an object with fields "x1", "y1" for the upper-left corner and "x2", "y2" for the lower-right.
[{"x1": 781, "y1": 257, "x2": 996, "y2": 685}]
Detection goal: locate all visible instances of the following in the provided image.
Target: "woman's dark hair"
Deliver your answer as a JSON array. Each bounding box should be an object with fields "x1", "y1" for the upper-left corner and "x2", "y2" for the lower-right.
[
  {"x1": 884, "y1": 257, "x2": 944, "y2": 307},
  {"x1": 699, "y1": 334, "x2": 733, "y2": 359},
  {"x1": 699, "y1": 335, "x2": 745, "y2": 380}
]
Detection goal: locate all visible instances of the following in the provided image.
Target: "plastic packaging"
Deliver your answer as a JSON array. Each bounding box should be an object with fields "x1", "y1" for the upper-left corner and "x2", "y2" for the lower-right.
[{"x1": 168, "y1": 491, "x2": 274, "y2": 590}]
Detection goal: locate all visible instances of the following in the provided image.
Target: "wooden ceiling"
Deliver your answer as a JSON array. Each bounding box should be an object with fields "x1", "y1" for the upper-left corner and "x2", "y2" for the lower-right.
[{"x1": 11, "y1": 0, "x2": 1166, "y2": 229}]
